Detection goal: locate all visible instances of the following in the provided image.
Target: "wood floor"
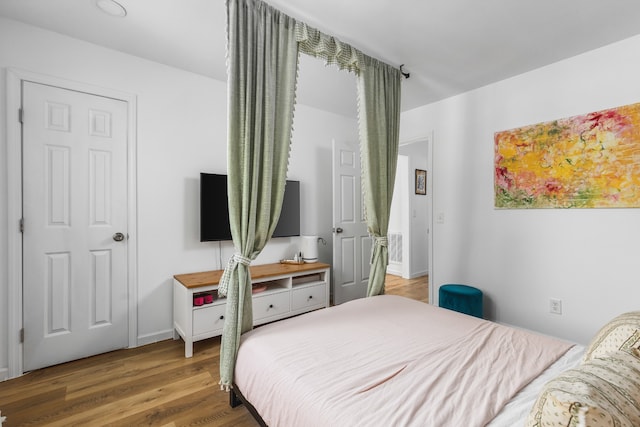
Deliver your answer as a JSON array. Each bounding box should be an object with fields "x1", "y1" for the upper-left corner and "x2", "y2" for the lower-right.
[
  {"x1": 0, "y1": 274, "x2": 428, "y2": 427},
  {"x1": 384, "y1": 273, "x2": 429, "y2": 303}
]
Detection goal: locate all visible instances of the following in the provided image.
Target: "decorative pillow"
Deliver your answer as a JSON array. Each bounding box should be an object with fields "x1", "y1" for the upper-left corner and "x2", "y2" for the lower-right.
[
  {"x1": 583, "y1": 311, "x2": 640, "y2": 362},
  {"x1": 525, "y1": 350, "x2": 640, "y2": 427}
]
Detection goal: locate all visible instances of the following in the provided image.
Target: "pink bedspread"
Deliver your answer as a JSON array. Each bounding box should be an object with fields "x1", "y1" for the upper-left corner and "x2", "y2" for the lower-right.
[{"x1": 234, "y1": 295, "x2": 572, "y2": 427}]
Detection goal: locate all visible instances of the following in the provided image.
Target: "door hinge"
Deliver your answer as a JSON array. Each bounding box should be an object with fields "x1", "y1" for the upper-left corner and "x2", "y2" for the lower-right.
[
  {"x1": 20, "y1": 328, "x2": 24, "y2": 343},
  {"x1": 18, "y1": 107, "x2": 24, "y2": 124},
  {"x1": 19, "y1": 218, "x2": 24, "y2": 233}
]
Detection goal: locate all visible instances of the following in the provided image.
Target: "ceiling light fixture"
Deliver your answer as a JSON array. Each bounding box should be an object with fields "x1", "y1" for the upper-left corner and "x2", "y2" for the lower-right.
[{"x1": 95, "y1": 0, "x2": 127, "y2": 17}]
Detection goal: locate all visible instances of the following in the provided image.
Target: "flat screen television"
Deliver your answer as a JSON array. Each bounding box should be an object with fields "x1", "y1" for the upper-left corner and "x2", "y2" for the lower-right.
[{"x1": 200, "y1": 173, "x2": 300, "y2": 242}]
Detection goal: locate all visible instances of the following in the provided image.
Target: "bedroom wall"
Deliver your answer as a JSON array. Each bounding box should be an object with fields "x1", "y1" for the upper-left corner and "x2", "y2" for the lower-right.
[
  {"x1": 0, "y1": 17, "x2": 357, "y2": 378},
  {"x1": 400, "y1": 34, "x2": 640, "y2": 345}
]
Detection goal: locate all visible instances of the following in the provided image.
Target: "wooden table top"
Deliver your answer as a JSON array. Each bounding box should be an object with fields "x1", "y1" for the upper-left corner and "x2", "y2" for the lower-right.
[{"x1": 174, "y1": 261, "x2": 330, "y2": 289}]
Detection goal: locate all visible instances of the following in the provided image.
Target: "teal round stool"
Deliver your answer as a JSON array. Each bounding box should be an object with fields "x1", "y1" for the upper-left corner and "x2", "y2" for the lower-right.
[{"x1": 439, "y1": 284, "x2": 483, "y2": 318}]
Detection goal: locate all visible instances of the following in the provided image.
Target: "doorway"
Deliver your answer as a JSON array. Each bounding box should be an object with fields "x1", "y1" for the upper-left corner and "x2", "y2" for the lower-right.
[
  {"x1": 331, "y1": 139, "x2": 370, "y2": 305},
  {"x1": 388, "y1": 139, "x2": 431, "y2": 280},
  {"x1": 6, "y1": 69, "x2": 138, "y2": 378}
]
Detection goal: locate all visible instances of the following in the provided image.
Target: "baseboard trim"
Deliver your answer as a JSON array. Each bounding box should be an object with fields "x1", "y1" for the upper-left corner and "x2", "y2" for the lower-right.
[
  {"x1": 0, "y1": 367, "x2": 8, "y2": 382},
  {"x1": 409, "y1": 270, "x2": 429, "y2": 279},
  {"x1": 136, "y1": 330, "x2": 174, "y2": 347},
  {"x1": 386, "y1": 266, "x2": 402, "y2": 276}
]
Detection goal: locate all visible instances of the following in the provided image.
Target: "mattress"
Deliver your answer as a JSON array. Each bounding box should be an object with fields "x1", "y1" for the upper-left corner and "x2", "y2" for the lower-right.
[{"x1": 234, "y1": 295, "x2": 575, "y2": 427}]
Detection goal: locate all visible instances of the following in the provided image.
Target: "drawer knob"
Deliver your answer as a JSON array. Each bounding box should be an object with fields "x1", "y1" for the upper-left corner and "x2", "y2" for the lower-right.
[
  {"x1": 308, "y1": 295, "x2": 313, "y2": 300},
  {"x1": 220, "y1": 315, "x2": 224, "y2": 320},
  {"x1": 268, "y1": 304, "x2": 274, "y2": 309}
]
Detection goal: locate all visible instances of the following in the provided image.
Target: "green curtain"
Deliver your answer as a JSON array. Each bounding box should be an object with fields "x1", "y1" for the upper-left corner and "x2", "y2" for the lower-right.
[
  {"x1": 295, "y1": 22, "x2": 402, "y2": 297},
  {"x1": 295, "y1": 22, "x2": 363, "y2": 73},
  {"x1": 358, "y1": 56, "x2": 402, "y2": 297},
  {"x1": 219, "y1": 1, "x2": 401, "y2": 390},
  {"x1": 218, "y1": 0, "x2": 299, "y2": 390}
]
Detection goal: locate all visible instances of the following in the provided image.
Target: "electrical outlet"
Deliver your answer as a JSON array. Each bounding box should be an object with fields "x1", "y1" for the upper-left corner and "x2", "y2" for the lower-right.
[{"x1": 549, "y1": 298, "x2": 562, "y2": 315}]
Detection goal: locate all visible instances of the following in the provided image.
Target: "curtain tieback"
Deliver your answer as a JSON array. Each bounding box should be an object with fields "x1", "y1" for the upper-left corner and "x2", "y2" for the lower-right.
[
  {"x1": 370, "y1": 235, "x2": 388, "y2": 263},
  {"x1": 218, "y1": 253, "x2": 252, "y2": 297}
]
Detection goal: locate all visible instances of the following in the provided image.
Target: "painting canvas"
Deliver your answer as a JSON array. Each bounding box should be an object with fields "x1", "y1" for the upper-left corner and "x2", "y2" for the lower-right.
[
  {"x1": 494, "y1": 102, "x2": 640, "y2": 208},
  {"x1": 415, "y1": 169, "x2": 426, "y2": 195}
]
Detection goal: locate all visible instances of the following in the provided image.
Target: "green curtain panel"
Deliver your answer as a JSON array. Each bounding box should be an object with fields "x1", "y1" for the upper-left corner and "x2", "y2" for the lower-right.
[
  {"x1": 220, "y1": 0, "x2": 401, "y2": 391},
  {"x1": 218, "y1": 0, "x2": 299, "y2": 390},
  {"x1": 358, "y1": 56, "x2": 402, "y2": 297},
  {"x1": 295, "y1": 21, "x2": 401, "y2": 296}
]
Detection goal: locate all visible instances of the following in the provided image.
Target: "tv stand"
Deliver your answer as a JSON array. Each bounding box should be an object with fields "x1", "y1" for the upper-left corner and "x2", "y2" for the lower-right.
[{"x1": 173, "y1": 262, "x2": 330, "y2": 357}]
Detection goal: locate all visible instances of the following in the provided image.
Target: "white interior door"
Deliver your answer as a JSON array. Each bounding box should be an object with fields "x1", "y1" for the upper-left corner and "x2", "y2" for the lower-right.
[
  {"x1": 332, "y1": 140, "x2": 370, "y2": 305},
  {"x1": 22, "y1": 81, "x2": 129, "y2": 371}
]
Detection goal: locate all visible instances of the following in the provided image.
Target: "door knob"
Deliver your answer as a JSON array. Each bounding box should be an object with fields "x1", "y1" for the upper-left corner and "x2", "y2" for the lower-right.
[
  {"x1": 113, "y1": 232, "x2": 126, "y2": 242},
  {"x1": 333, "y1": 227, "x2": 343, "y2": 233}
]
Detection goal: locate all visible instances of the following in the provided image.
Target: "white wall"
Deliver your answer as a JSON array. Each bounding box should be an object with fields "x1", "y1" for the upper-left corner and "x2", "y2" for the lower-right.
[
  {"x1": 0, "y1": 18, "x2": 357, "y2": 377},
  {"x1": 400, "y1": 34, "x2": 640, "y2": 345}
]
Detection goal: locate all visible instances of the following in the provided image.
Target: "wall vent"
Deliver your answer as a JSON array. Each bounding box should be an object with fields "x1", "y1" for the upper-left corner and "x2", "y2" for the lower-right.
[{"x1": 388, "y1": 232, "x2": 402, "y2": 264}]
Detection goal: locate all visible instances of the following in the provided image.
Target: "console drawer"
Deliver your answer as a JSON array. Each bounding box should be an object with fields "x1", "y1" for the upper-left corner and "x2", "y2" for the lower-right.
[
  {"x1": 192, "y1": 304, "x2": 226, "y2": 336},
  {"x1": 291, "y1": 283, "x2": 326, "y2": 311},
  {"x1": 253, "y1": 291, "x2": 290, "y2": 322}
]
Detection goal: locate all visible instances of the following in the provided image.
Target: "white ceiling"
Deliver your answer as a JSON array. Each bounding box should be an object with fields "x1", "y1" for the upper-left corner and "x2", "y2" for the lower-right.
[{"x1": 1, "y1": 0, "x2": 640, "y2": 118}]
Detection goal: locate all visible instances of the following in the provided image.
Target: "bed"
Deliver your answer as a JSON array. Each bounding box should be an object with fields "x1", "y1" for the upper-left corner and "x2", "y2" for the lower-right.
[{"x1": 230, "y1": 295, "x2": 640, "y2": 426}]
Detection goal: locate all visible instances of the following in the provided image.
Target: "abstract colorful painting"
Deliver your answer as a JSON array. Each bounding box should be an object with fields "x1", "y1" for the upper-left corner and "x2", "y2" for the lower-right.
[{"x1": 495, "y1": 103, "x2": 640, "y2": 208}]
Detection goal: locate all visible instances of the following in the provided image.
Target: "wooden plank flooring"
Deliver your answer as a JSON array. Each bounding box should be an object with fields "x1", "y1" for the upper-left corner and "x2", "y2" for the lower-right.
[
  {"x1": 0, "y1": 274, "x2": 427, "y2": 426},
  {"x1": 384, "y1": 274, "x2": 429, "y2": 303}
]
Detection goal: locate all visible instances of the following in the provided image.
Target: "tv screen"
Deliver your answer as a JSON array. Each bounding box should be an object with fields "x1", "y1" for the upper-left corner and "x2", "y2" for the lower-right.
[{"x1": 200, "y1": 173, "x2": 300, "y2": 242}]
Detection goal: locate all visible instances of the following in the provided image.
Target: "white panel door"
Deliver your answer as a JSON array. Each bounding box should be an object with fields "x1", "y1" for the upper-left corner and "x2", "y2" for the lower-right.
[
  {"x1": 332, "y1": 140, "x2": 371, "y2": 305},
  {"x1": 22, "y1": 81, "x2": 129, "y2": 371}
]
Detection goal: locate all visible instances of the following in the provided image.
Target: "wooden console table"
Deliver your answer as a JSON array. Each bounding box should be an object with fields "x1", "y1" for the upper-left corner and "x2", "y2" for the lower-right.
[{"x1": 173, "y1": 262, "x2": 330, "y2": 357}]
